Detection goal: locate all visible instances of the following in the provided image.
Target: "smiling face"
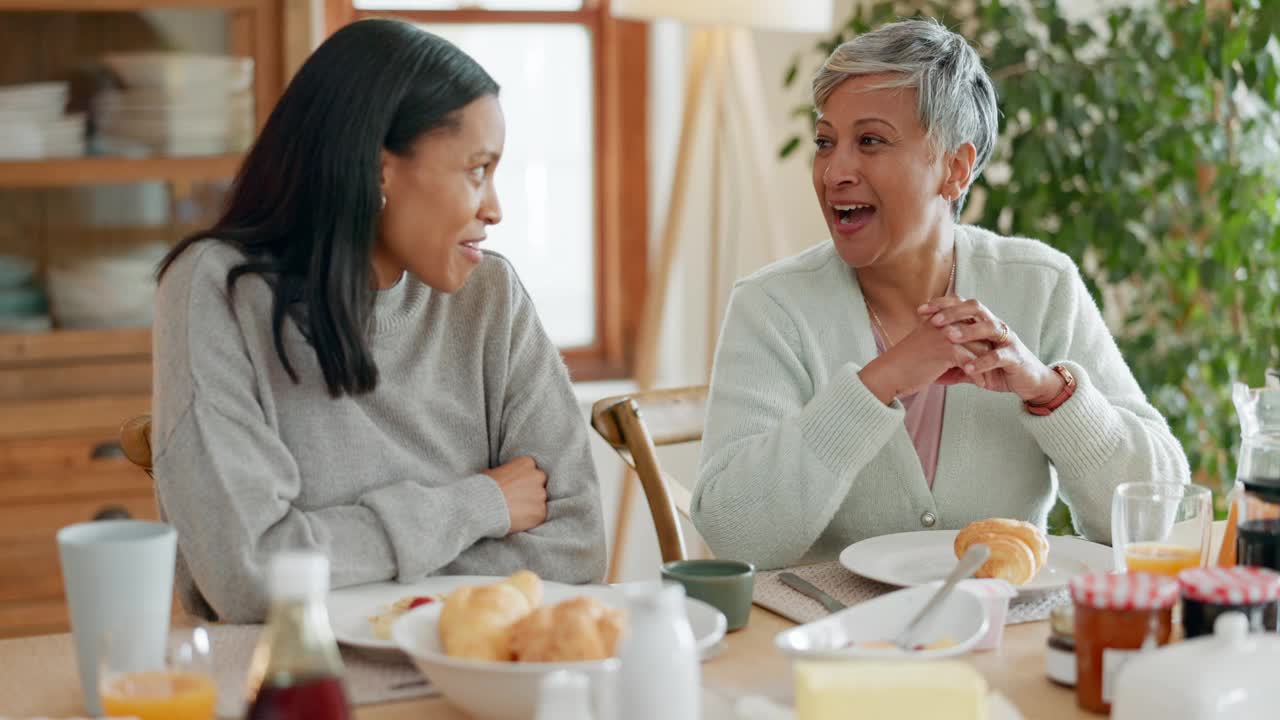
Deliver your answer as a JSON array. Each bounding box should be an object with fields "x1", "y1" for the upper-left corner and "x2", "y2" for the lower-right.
[
  {"x1": 373, "y1": 94, "x2": 505, "y2": 292},
  {"x1": 813, "y1": 74, "x2": 972, "y2": 270}
]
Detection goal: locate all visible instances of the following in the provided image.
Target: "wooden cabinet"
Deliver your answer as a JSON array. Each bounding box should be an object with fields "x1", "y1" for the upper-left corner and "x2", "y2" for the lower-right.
[
  {"x1": 0, "y1": 0, "x2": 287, "y2": 637},
  {"x1": 0, "y1": 330, "x2": 154, "y2": 638}
]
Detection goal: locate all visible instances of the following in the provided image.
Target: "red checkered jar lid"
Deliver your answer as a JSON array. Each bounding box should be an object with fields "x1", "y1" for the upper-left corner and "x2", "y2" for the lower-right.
[
  {"x1": 1069, "y1": 572, "x2": 1179, "y2": 610},
  {"x1": 1178, "y1": 566, "x2": 1280, "y2": 605}
]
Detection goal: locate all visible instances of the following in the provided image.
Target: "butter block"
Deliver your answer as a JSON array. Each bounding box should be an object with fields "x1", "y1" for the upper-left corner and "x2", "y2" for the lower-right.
[{"x1": 794, "y1": 660, "x2": 988, "y2": 720}]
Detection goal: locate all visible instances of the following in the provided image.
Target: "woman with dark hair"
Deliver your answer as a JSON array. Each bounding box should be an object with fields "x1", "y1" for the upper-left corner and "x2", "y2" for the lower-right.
[{"x1": 152, "y1": 19, "x2": 605, "y2": 622}]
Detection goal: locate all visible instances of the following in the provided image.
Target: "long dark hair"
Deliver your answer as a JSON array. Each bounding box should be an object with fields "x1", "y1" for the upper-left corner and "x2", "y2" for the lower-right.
[{"x1": 158, "y1": 19, "x2": 499, "y2": 397}]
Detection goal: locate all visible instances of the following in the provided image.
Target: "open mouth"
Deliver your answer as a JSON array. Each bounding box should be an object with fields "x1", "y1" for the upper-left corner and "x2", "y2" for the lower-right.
[
  {"x1": 458, "y1": 238, "x2": 485, "y2": 264},
  {"x1": 833, "y1": 203, "x2": 876, "y2": 227}
]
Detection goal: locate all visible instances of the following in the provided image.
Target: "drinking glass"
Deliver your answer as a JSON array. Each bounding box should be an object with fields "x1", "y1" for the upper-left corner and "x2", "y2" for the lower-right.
[
  {"x1": 1111, "y1": 482, "x2": 1213, "y2": 575},
  {"x1": 99, "y1": 626, "x2": 218, "y2": 720}
]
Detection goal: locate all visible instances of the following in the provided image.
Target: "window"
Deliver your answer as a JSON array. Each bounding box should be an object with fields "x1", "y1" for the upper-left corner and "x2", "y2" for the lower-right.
[{"x1": 327, "y1": 0, "x2": 648, "y2": 379}]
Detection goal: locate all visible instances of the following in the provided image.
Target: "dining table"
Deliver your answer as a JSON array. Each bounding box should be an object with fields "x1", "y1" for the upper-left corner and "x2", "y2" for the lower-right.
[
  {"x1": 0, "y1": 606, "x2": 1091, "y2": 719},
  {"x1": 5, "y1": 520, "x2": 1229, "y2": 719}
]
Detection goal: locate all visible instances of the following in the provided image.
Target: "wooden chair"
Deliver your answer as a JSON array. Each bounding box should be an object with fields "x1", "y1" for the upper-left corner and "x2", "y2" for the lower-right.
[
  {"x1": 590, "y1": 386, "x2": 708, "y2": 575},
  {"x1": 119, "y1": 414, "x2": 153, "y2": 478}
]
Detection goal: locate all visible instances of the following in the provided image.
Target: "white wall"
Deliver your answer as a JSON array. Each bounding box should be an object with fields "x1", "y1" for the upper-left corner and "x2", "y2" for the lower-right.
[{"x1": 600, "y1": 11, "x2": 853, "y2": 581}]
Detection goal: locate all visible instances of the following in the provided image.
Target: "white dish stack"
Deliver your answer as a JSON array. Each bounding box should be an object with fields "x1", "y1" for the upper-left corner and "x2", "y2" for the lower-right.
[
  {"x1": 47, "y1": 243, "x2": 167, "y2": 329},
  {"x1": 96, "y1": 52, "x2": 255, "y2": 156},
  {"x1": 0, "y1": 82, "x2": 86, "y2": 159}
]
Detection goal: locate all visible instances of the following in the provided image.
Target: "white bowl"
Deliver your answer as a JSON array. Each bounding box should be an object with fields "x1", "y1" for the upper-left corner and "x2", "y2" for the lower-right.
[
  {"x1": 392, "y1": 588, "x2": 621, "y2": 720},
  {"x1": 774, "y1": 582, "x2": 989, "y2": 661}
]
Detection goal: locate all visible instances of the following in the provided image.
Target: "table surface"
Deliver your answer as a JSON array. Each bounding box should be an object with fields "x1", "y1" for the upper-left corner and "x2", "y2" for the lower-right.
[{"x1": 0, "y1": 606, "x2": 1095, "y2": 720}]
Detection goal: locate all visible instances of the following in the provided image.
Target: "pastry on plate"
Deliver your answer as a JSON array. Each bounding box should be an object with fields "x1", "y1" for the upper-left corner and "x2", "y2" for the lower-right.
[{"x1": 954, "y1": 518, "x2": 1049, "y2": 586}]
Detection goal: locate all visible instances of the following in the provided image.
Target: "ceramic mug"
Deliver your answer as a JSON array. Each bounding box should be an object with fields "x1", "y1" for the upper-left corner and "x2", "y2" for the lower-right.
[{"x1": 660, "y1": 559, "x2": 756, "y2": 631}]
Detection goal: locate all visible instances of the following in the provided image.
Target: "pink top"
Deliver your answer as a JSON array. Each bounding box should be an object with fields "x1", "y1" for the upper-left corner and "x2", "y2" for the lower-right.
[{"x1": 870, "y1": 324, "x2": 947, "y2": 489}]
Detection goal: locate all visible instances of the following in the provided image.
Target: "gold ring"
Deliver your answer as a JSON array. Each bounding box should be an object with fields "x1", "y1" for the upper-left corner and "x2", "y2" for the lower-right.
[{"x1": 996, "y1": 322, "x2": 1009, "y2": 346}]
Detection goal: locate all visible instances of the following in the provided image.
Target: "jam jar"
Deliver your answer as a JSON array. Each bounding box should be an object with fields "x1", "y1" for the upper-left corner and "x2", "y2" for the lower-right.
[
  {"x1": 1044, "y1": 603, "x2": 1076, "y2": 687},
  {"x1": 1070, "y1": 572, "x2": 1177, "y2": 714},
  {"x1": 1178, "y1": 566, "x2": 1280, "y2": 638}
]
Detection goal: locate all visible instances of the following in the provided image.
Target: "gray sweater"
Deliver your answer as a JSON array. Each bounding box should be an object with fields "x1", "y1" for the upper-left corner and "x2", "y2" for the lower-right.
[{"x1": 152, "y1": 241, "x2": 605, "y2": 622}]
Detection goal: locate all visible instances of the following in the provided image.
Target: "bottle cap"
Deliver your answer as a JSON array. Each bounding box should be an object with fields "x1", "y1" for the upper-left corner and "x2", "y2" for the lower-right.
[{"x1": 268, "y1": 551, "x2": 329, "y2": 600}]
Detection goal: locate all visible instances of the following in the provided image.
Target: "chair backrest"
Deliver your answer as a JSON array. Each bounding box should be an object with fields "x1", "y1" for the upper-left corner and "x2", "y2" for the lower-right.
[
  {"x1": 120, "y1": 414, "x2": 153, "y2": 476},
  {"x1": 590, "y1": 386, "x2": 707, "y2": 564}
]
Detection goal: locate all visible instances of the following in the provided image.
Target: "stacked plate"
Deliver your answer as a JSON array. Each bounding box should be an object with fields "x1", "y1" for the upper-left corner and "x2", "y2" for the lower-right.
[
  {"x1": 0, "y1": 255, "x2": 51, "y2": 333},
  {"x1": 0, "y1": 82, "x2": 86, "y2": 159},
  {"x1": 47, "y1": 244, "x2": 166, "y2": 329},
  {"x1": 96, "y1": 53, "x2": 255, "y2": 156}
]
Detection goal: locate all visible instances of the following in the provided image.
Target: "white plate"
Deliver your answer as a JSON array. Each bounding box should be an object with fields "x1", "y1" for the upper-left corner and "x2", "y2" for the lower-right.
[
  {"x1": 839, "y1": 530, "x2": 1113, "y2": 595},
  {"x1": 328, "y1": 576, "x2": 727, "y2": 661}
]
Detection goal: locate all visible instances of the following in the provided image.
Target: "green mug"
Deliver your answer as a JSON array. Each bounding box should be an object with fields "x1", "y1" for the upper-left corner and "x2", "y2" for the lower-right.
[{"x1": 661, "y1": 559, "x2": 756, "y2": 632}]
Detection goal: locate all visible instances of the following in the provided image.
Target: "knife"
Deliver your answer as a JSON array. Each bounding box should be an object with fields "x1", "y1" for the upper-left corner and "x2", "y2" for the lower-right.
[{"x1": 778, "y1": 572, "x2": 846, "y2": 614}]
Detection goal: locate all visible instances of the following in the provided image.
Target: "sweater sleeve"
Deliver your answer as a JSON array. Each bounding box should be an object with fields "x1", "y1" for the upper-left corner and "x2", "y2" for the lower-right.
[
  {"x1": 151, "y1": 251, "x2": 510, "y2": 623},
  {"x1": 442, "y1": 269, "x2": 607, "y2": 584},
  {"x1": 1020, "y1": 262, "x2": 1191, "y2": 543},
  {"x1": 693, "y1": 281, "x2": 905, "y2": 569}
]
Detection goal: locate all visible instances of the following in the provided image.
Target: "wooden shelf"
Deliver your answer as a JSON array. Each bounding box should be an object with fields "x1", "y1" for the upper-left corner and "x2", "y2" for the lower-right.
[
  {"x1": 0, "y1": 327, "x2": 151, "y2": 366},
  {"x1": 0, "y1": 154, "x2": 242, "y2": 188},
  {"x1": 0, "y1": 0, "x2": 259, "y2": 10}
]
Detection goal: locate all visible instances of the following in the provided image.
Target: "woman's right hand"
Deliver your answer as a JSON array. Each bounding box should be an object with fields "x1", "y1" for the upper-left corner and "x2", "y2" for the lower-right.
[
  {"x1": 485, "y1": 456, "x2": 548, "y2": 534},
  {"x1": 859, "y1": 322, "x2": 989, "y2": 404}
]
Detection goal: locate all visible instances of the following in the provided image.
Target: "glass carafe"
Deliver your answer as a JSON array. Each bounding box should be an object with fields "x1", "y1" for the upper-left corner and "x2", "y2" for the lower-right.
[{"x1": 1233, "y1": 373, "x2": 1280, "y2": 570}]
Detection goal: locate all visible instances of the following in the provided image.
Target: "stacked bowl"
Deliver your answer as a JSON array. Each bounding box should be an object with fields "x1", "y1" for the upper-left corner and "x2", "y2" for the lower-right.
[
  {"x1": 96, "y1": 53, "x2": 255, "y2": 156},
  {"x1": 47, "y1": 244, "x2": 166, "y2": 329}
]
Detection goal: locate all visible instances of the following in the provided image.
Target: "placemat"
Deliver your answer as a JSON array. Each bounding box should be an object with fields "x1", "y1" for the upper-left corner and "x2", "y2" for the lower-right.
[
  {"x1": 208, "y1": 625, "x2": 432, "y2": 718},
  {"x1": 752, "y1": 561, "x2": 1070, "y2": 626}
]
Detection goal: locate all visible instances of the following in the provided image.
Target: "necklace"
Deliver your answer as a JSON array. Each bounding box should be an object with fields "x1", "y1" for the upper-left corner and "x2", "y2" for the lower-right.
[{"x1": 865, "y1": 255, "x2": 956, "y2": 349}]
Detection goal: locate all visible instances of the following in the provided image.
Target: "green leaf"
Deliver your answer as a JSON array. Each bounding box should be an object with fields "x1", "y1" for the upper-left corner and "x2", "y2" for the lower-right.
[
  {"x1": 783, "y1": 60, "x2": 799, "y2": 88},
  {"x1": 778, "y1": 136, "x2": 802, "y2": 159}
]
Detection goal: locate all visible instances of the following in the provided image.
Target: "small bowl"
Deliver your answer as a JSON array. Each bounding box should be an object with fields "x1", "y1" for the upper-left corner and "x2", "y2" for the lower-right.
[
  {"x1": 774, "y1": 582, "x2": 989, "y2": 661},
  {"x1": 392, "y1": 589, "x2": 620, "y2": 720}
]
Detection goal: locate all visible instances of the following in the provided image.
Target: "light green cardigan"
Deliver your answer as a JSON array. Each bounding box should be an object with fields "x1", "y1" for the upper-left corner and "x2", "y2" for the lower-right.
[{"x1": 693, "y1": 225, "x2": 1190, "y2": 569}]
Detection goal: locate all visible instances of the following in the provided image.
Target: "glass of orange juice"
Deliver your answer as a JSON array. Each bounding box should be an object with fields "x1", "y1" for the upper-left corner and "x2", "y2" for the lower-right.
[
  {"x1": 99, "y1": 626, "x2": 217, "y2": 720},
  {"x1": 1112, "y1": 482, "x2": 1213, "y2": 576}
]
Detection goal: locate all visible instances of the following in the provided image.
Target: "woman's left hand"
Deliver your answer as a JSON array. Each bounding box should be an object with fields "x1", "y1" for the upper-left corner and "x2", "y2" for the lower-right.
[{"x1": 916, "y1": 296, "x2": 1066, "y2": 404}]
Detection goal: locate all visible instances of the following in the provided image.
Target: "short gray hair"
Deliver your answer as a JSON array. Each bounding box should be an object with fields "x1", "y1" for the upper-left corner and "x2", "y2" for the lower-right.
[{"x1": 813, "y1": 18, "x2": 998, "y2": 218}]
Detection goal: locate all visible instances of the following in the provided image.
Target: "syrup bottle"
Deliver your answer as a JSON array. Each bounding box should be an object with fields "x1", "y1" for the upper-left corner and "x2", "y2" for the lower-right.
[{"x1": 244, "y1": 552, "x2": 352, "y2": 720}]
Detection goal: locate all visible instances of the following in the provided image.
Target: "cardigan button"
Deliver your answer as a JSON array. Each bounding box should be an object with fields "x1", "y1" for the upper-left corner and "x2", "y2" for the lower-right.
[{"x1": 920, "y1": 511, "x2": 937, "y2": 528}]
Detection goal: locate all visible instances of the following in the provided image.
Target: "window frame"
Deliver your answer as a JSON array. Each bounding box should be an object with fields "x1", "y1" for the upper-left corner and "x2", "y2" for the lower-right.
[{"x1": 325, "y1": 0, "x2": 648, "y2": 380}]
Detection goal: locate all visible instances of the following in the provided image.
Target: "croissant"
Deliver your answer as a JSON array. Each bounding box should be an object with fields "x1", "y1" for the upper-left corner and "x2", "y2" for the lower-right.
[
  {"x1": 507, "y1": 595, "x2": 628, "y2": 662},
  {"x1": 954, "y1": 518, "x2": 1049, "y2": 586},
  {"x1": 438, "y1": 571, "x2": 544, "y2": 661}
]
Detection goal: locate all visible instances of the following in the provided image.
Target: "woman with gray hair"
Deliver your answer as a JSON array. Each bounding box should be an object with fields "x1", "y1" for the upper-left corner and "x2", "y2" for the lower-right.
[{"x1": 692, "y1": 18, "x2": 1188, "y2": 570}]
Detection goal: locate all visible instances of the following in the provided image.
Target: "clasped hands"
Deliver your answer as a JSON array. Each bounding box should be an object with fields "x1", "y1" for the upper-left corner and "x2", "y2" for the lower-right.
[{"x1": 862, "y1": 297, "x2": 1066, "y2": 406}]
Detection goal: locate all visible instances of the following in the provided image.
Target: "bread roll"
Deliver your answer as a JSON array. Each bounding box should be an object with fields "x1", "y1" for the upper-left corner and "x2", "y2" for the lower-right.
[
  {"x1": 439, "y1": 573, "x2": 544, "y2": 661},
  {"x1": 507, "y1": 595, "x2": 627, "y2": 662}
]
